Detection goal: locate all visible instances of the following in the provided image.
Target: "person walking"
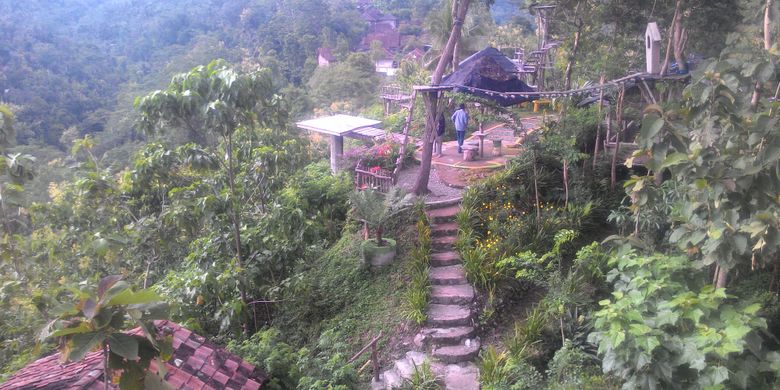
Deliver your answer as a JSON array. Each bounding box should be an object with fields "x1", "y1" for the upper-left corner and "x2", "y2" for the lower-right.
[
  {"x1": 434, "y1": 112, "x2": 445, "y2": 157},
  {"x1": 451, "y1": 103, "x2": 468, "y2": 153}
]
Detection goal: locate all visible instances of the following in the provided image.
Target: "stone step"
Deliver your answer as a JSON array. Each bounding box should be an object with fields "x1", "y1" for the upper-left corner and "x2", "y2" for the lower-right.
[
  {"x1": 432, "y1": 340, "x2": 481, "y2": 364},
  {"x1": 431, "y1": 251, "x2": 461, "y2": 267},
  {"x1": 430, "y1": 265, "x2": 467, "y2": 286},
  {"x1": 380, "y1": 368, "x2": 402, "y2": 389},
  {"x1": 431, "y1": 222, "x2": 459, "y2": 237},
  {"x1": 420, "y1": 326, "x2": 476, "y2": 347},
  {"x1": 430, "y1": 284, "x2": 474, "y2": 304},
  {"x1": 394, "y1": 351, "x2": 428, "y2": 380},
  {"x1": 427, "y1": 205, "x2": 461, "y2": 224},
  {"x1": 432, "y1": 235, "x2": 457, "y2": 250},
  {"x1": 443, "y1": 363, "x2": 480, "y2": 390},
  {"x1": 427, "y1": 304, "x2": 472, "y2": 327}
]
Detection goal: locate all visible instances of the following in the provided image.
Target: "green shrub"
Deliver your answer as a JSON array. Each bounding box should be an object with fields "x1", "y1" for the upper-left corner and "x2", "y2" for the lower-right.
[
  {"x1": 402, "y1": 360, "x2": 441, "y2": 389},
  {"x1": 228, "y1": 328, "x2": 358, "y2": 390},
  {"x1": 506, "y1": 305, "x2": 549, "y2": 359},
  {"x1": 403, "y1": 208, "x2": 431, "y2": 325},
  {"x1": 545, "y1": 340, "x2": 601, "y2": 388},
  {"x1": 589, "y1": 250, "x2": 780, "y2": 389},
  {"x1": 479, "y1": 346, "x2": 544, "y2": 390}
]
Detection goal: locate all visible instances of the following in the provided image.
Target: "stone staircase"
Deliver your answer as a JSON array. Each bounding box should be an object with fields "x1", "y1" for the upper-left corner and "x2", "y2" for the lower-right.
[{"x1": 373, "y1": 203, "x2": 480, "y2": 389}]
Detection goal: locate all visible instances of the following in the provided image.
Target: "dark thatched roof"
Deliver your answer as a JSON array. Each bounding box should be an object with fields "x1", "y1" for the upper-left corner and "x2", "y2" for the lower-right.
[{"x1": 441, "y1": 47, "x2": 536, "y2": 106}]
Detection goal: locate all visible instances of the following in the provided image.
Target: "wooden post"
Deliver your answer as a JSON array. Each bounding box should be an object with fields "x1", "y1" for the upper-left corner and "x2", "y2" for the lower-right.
[
  {"x1": 330, "y1": 135, "x2": 344, "y2": 173},
  {"x1": 393, "y1": 90, "x2": 418, "y2": 181},
  {"x1": 592, "y1": 75, "x2": 605, "y2": 171},
  {"x1": 371, "y1": 342, "x2": 379, "y2": 382}
]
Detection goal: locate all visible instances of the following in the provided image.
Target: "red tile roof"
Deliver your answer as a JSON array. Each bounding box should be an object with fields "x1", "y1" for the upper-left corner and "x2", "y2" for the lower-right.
[
  {"x1": 0, "y1": 321, "x2": 267, "y2": 390},
  {"x1": 362, "y1": 27, "x2": 401, "y2": 51}
]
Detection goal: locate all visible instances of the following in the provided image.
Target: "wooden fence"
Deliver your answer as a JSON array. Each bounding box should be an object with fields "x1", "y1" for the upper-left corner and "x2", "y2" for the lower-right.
[{"x1": 355, "y1": 159, "x2": 394, "y2": 193}]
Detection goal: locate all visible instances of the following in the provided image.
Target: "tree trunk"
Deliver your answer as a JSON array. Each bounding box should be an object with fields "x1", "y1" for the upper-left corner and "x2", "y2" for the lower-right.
[
  {"x1": 393, "y1": 90, "x2": 418, "y2": 179},
  {"x1": 672, "y1": 0, "x2": 688, "y2": 74},
  {"x1": 753, "y1": 0, "x2": 774, "y2": 110},
  {"x1": 103, "y1": 341, "x2": 110, "y2": 390},
  {"x1": 226, "y1": 133, "x2": 249, "y2": 334},
  {"x1": 413, "y1": 93, "x2": 439, "y2": 195},
  {"x1": 563, "y1": 3, "x2": 582, "y2": 91},
  {"x1": 765, "y1": 0, "x2": 773, "y2": 51},
  {"x1": 660, "y1": 2, "x2": 680, "y2": 75},
  {"x1": 563, "y1": 159, "x2": 569, "y2": 208},
  {"x1": 592, "y1": 75, "x2": 605, "y2": 171},
  {"x1": 610, "y1": 87, "x2": 625, "y2": 190},
  {"x1": 452, "y1": 0, "x2": 461, "y2": 72},
  {"x1": 716, "y1": 266, "x2": 728, "y2": 288},
  {"x1": 376, "y1": 224, "x2": 385, "y2": 246},
  {"x1": 414, "y1": 0, "x2": 471, "y2": 194},
  {"x1": 532, "y1": 149, "x2": 541, "y2": 226}
]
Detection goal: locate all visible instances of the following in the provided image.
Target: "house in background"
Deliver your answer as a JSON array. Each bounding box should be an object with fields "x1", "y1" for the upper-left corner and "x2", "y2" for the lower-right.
[
  {"x1": 360, "y1": 8, "x2": 397, "y2": 30},
  {"x1": 361, "y1": 24, "x2": 401, "y2": 52},
  {"x1": 403, "y1": 47, "x2": 425, "y2": 63},
  {"x1": 0, "y1": 321, "x2": 268, "y2": 389},
  {"x1": 317, "y1": 47, "x2": 336, "y2": 67}
]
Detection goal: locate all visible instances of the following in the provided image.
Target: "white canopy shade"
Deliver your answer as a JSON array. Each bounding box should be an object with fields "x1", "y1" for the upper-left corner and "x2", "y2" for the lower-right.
[
  {"x1": 296, "y1": 114, "x2": 381, "y2": 136},
  {"x1": 296, "y1": 115, "x2": 383, "y2": 173}
]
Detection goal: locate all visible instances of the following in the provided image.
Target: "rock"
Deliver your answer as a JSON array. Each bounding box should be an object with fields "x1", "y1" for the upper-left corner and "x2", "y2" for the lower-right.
[{"x1": 443, "y1": 363, "x2": 480, "y2": 390}]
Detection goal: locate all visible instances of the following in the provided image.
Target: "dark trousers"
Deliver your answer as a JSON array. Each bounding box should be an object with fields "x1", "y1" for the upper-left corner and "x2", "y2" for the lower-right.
[{"x1": 456, "y1": 130, "x2": 465, "y2": 152}]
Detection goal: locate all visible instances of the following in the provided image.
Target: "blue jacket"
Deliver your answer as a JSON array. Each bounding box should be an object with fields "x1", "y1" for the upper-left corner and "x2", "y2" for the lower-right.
[{"x1": 451, "y1": 109, "x2": 468, "y2": 132}]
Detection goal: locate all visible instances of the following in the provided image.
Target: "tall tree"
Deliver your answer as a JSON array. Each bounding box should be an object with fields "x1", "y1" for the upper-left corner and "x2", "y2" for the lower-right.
[
  {"x1": 135, "y1": 60, "x2": 278, "y2": 332},
  {"x1": 415, "y1": 0, "x2": 489, "y2": 195}
]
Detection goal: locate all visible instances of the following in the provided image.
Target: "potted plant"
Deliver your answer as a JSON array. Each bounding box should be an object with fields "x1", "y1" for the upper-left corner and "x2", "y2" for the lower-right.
[{"x1": 349, "y1": 187, "x2": 413, "y2": 267}]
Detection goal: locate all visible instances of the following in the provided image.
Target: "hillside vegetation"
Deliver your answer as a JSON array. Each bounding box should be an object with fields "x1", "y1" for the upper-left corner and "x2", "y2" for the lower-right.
[{"x1": 2, "y1": 0, "x2": 780, "y2": 389}]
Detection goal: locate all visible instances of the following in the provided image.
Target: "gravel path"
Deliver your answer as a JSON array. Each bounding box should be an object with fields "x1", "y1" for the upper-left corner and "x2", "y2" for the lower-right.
[{"x1": 395, "y1": 163, "x2": 463, "y2": 203}]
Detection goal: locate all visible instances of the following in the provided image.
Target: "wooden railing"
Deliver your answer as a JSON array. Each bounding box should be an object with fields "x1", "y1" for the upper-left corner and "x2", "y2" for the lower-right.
[
  {"x1": 355, "y1": 159, "x2": 394, "y2": 193},
  {"x1": 348, "y1": 332, "x2": 383, "y2": 382}
]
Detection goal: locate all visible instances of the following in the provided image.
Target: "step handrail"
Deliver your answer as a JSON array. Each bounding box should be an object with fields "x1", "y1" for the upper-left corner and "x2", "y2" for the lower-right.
[{"x1": 348, "y1": 331, "x2": 384, "y2": 382}]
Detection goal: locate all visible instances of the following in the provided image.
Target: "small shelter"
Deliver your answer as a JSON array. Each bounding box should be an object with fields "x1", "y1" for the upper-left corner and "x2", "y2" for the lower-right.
[
  {"x1": 296, "y1": 115, "x2": 382, "y2": 173},
  {"x1": 0, "y1": 321, "x2": 268, "y2": 389},
  {"x1": 645, "y1": 23, "x2": 662, "y2": 74},
  {"x1": 441, "y1": 47, "x2": 537, "y2": 106}
]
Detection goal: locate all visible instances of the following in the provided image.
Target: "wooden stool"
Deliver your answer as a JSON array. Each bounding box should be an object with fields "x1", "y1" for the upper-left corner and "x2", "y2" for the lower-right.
[{"x1": 492, "y1": 139, "x2": 502, "y2": 156}]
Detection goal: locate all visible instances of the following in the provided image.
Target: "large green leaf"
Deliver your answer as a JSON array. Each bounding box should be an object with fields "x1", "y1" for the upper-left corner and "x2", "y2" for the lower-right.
[
  {"x1": 82, "y1": 298, "x2": 98, "y2": 320},
  {"x1": 50, "y1": 322, "x2": 92, "y2": 338},
  {"x1": 640, "y1": 117, "x2": 665, "y2": 143},
  {"x1": 99, "y1": 280, "x2": 130, "y2": 306},
  {"x1": 65, "y1": 331, "x2": 105, "y2": 362},
  {"x1": 109, "y1": 333, "x2": 140, "y2": 360},
  {"x1": 98, "y1": 275, "x2": 124, "y2": 299},
  {"x1": 107, "y1": 289, "x2": 163, "y2": 306}
]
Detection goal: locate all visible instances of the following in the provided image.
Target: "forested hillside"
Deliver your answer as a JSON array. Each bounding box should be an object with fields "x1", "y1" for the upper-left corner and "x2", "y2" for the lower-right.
[{"x1": 2, "y1": 0, "x2": 780, "y2": 389}]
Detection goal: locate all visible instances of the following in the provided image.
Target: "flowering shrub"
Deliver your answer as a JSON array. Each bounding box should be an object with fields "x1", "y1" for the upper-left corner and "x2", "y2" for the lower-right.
[
  {"x1": 362, "y1": 141, "x2": 400, "y2": 170},
  {"x1": 344, "y1": 140, "x2": 404, "y2": 172}
]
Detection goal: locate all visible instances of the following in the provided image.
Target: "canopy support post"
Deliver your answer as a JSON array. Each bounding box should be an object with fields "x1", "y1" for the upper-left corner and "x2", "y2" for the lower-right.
[{"x1": 330, "y1": 135, "x2": 344, "y2": 173}]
